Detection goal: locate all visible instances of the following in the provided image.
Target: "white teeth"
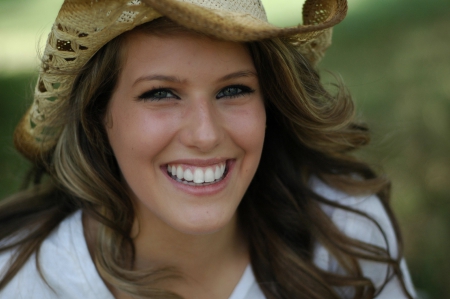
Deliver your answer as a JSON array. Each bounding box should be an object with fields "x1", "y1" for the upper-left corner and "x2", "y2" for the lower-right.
[
  {"x1": 184, "y1": 169, "x2": 193, "y2": 181},
  {"x1": 204, "y1": 168, "x2": 214, "y2": 183},
  {"x1": 176, "y1": 166, "x2": 183, "y2": 180},
  {"x1": 214, "y1": 166, "x2": 221, "y2": 180},
  {"x1": 167, "y1": 162, "x2": 227, "y2": 184},
  {"x1": 193, "y1": 168, "x2": 204, "y2": 183}
]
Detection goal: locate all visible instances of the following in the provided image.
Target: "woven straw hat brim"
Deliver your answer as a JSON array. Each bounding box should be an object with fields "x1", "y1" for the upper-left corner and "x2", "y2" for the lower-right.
[
  {"x1": 14, "y1": 0, "x2": 348, "y2": 162},
  {"x1": 141, "y1": 0, "x2": 347, "y2": 41}
]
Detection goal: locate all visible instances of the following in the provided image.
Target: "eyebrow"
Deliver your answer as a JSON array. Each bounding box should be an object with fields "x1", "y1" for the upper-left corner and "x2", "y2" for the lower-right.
[
  {"x1": 133, "y1": 74, "x2": 184, "y2": 87},
  {"x1": 133, "y1": 70, "x2": 257, "y2": 87},
  {"x1": 218, "y1": 70, "x2": 258, "y2": 82}
]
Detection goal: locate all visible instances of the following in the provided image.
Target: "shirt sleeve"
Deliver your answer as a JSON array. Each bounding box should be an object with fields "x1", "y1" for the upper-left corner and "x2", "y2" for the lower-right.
[{"x1": 311, "y1": 178, "x2": 416, "y2": 298}]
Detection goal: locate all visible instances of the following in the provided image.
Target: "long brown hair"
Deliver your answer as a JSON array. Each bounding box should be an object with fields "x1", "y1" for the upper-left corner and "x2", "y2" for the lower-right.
[{"x1": 0, "y1": 18, "x2": 413, "y2": 298}]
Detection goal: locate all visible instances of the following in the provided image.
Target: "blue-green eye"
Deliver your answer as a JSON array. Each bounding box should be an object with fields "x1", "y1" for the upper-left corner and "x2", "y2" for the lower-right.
[
  {"x1": 138, "y1": 88, "x2": 178, "y2": 101},
  {"x1": 216, "y1": 85, "x2": 254, "y2": 99}
]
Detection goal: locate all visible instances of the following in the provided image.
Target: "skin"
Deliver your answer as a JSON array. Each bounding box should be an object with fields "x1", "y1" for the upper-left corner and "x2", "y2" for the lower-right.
[{"x1": 86, "y1": 30, "x2": 267, "y2": 298}]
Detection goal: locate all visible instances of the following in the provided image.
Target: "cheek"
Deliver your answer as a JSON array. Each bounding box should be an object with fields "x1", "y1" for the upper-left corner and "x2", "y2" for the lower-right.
[
  {"x1": 227, "y1": 101, "x2": 266, "y2": 156},
  {"x1": 106, "y1": 104, "x2": 176, "y2": 165}
]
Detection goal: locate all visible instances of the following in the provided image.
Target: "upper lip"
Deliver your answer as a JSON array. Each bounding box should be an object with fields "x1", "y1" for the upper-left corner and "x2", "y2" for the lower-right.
[{"x1": 164, "y1": 158, "x2": 229, "y2": 167}]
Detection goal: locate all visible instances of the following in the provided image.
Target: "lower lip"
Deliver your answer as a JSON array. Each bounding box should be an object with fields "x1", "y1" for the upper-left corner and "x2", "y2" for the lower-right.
[{"x1": 161, "y1": 160, "x2": 235, "y2": 196}]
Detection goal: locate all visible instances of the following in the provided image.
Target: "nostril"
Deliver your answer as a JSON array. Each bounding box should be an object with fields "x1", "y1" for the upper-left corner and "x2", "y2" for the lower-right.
[{"x1": 184, "y1": 122, "x2": 222, "y2": 151}]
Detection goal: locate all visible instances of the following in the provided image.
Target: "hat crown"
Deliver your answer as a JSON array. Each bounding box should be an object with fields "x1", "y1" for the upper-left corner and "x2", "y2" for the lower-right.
[{"x1": 176, "y1": 0, "x2": 268, "y2": 21}]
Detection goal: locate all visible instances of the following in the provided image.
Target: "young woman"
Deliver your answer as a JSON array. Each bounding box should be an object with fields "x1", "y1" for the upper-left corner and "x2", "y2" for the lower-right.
[{"x1": 0, "y1": 0, "x2": 416, "y2": 298}]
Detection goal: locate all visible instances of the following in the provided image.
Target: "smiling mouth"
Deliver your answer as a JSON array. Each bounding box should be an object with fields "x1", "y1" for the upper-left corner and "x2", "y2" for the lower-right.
[{"x1": 167, "y1": 162, "x2": 228, "y2": 186}]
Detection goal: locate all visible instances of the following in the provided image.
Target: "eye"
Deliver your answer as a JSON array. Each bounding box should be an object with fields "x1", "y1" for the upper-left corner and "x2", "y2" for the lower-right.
[
  {"x1": 216, "y1": 85, "x2": 255, "y2": 99},
  {"x1": 137, "y1": 88, "x2": 179, "y2": 101}
]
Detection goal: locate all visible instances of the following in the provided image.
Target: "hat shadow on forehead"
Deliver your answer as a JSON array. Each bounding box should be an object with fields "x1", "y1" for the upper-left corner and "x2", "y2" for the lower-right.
[{"x1": 13, "y1": 0, "x2": 347, "y2": 162}]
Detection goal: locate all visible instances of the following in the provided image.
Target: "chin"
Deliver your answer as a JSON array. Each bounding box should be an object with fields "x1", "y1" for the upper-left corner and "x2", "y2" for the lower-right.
[{"x1": 170, "y1": 211, "x2": 236, "y2": 236}]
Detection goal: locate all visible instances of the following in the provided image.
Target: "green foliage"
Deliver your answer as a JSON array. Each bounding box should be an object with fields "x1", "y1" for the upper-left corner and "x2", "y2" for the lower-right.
[
  {"x1": 0, "y1": 74, "x2": 33, "y2": 198},
  {"x1": 318, "y1": 0, "x2": 450, "y2": 298}
]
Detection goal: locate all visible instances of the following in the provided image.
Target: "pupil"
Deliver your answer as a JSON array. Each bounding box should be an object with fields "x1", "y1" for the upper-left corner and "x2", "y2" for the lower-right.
[
  {"x1": 226, "y1": 87, "x2": 239, "y2": 96},
  {"x1": 156, "y1": 91, "x2": 166, "y2": 97}
]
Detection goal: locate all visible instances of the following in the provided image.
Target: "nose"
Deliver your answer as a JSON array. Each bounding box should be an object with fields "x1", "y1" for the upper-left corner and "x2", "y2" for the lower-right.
[{"x1": 179, "y1": 99, "x2": 224, "y2": 152}]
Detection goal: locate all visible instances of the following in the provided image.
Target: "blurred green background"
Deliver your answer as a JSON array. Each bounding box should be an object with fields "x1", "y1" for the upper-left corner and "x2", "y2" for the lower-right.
[{"x1": 1, "y1": 0, "x2": 449, "y2": 298}]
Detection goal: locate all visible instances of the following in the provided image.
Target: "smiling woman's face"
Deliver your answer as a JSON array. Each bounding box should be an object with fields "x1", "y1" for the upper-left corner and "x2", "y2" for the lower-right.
[{"x1": 106, "y1": 30, "x2": 266, "y2": 235}]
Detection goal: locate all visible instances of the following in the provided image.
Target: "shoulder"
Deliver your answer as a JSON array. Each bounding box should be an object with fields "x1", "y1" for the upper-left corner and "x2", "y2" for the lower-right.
[
  {"x1": 310, "y1": 178, "x2": 395, "y2": 254},
  {"x1": 310, "y1": 178, "x2": 416, "y2": 298},
  {"x1": 0, "y1": 211, "x2": 112, "y2": 299}
]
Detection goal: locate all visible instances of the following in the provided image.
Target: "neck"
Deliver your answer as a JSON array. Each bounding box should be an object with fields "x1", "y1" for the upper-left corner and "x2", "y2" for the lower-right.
[
  {"x1": 83, "y1": 209, "x2": 249, "y2": 299},
  {"x1": 132, "y1": 210, "x2": 248, "y2": 278}
]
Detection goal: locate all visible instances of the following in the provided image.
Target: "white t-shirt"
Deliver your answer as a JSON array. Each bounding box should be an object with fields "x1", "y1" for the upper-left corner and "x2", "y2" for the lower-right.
[{"x1": 0, "y1": 181, "x2": 416, "y2": 298}]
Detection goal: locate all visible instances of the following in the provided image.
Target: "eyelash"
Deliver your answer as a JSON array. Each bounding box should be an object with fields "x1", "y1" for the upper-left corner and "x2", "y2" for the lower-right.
[
  {"x1": 216, "y1": 85, "x2": 255, "y2": 99},
  {"x1": 137, "y1": 85, "x2": 255, "y2": 102},
  {"x1": 137, "y1": 87, "x2": 178, "y2": 101}
]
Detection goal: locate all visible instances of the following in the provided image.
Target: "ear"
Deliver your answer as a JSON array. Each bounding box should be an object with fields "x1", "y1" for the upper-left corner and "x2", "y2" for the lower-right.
[{"x1": 103, "y1": 108, "x2": 114, "y2": 130}]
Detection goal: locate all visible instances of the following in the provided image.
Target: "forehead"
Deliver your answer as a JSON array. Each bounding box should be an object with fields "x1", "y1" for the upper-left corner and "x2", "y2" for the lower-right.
[{"x1": 118, "y1": 30, "x2": 256, "y2": 79}]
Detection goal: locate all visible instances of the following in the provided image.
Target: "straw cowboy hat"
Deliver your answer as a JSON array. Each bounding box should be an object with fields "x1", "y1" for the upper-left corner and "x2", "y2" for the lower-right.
[{"x1": 14, "y1": 0, "x2": 348, "y2": 161}]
